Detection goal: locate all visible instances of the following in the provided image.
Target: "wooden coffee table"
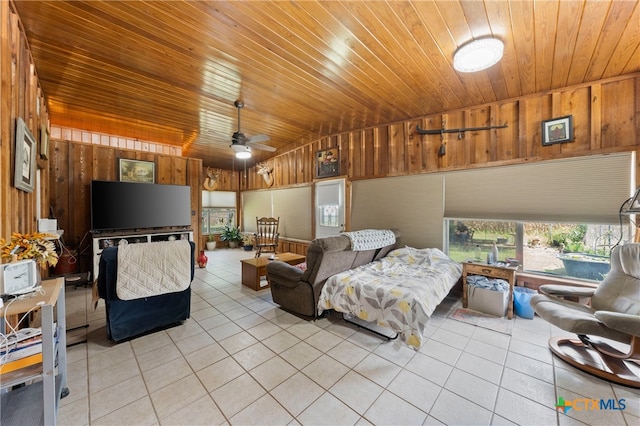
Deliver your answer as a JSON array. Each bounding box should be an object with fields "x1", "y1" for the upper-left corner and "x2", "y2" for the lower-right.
[{"x1": 241, "y1": 252, "x2": 306, "y2": 291}]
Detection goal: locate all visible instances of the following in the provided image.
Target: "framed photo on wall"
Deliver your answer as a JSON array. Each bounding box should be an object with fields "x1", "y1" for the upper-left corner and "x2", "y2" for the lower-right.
[
  {"x1": 542, "y1": 115, "x2": 574, "y2": 145},
  {"x1": 14, "y1": 118, "x2": 37, "y2": 193},
  {"x1": 316, "y1": 147, "x2": 339, "y2": 178},
  {"x1": 119, "y1": 158, "x2": 155, "y2": 183}
]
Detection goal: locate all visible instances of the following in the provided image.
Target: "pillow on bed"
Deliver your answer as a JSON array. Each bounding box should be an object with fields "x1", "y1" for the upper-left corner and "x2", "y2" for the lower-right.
[{"x1": 386, "y1": 246, "x2": 446, "y2": 266}]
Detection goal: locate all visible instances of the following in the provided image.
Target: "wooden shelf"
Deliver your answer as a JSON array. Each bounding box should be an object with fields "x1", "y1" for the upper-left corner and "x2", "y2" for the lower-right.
[{"x1": 0, "y1": 278, "x2": 67, "y2": 425}]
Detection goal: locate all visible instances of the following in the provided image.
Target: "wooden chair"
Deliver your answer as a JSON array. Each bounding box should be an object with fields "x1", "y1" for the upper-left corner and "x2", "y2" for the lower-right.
[{"x1": 255, "y1": 217, "x2": 279, "y2": 257}]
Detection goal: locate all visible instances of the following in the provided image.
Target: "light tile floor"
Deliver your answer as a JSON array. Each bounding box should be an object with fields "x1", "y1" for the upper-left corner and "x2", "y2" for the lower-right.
[{"x1": 58, "y1": 249, "x2": 639, "y2": 425}]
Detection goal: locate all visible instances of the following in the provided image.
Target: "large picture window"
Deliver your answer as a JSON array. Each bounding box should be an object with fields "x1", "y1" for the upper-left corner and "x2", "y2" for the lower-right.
[
  {"x1": 446, "y1": 219, "x2": 633, "y2": 281},
  {"x1": 202, "y1": 207, "x2": 235, "y2": 235},
  {"x1": 443, "y1": 152, "x2": 635, "y2": 282},
  {"x1": 202, "y1": 191, "x2": 236, "y2": 235}
]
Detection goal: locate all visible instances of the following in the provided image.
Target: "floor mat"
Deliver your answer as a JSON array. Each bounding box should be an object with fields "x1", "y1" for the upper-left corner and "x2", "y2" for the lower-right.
[{"x1": 447, "y1": 305, "x2": 514, "y2": 335}]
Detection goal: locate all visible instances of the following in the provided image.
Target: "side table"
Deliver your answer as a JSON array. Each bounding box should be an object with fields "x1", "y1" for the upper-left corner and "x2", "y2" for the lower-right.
[
  {"x1": 462, "y1": 262, "x2": 518, "y2": 319},
  {"x1": 241, "y1": 252, "x2": 306, "y2": 291}
]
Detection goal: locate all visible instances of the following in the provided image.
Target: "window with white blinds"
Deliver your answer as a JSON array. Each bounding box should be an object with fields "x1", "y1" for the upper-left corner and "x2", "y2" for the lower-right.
[
  {"x1": 351, "y1": 174, "x2": 444, "y2": 249},
  {"x1": 272, "y1": 187, "x2": 312, "y2": 240},
  {"x1": 444, "y1": 153, "x2": 634, "y2": 224},
  {"x1": 202, "y1": 191, "x2": 236, "y2": 208},
  {"x1": 241, "y1": 191, "x2": 272, "y2": 233},
  {"x1": 241, "y1": 186, "x2": 312, "y2": 240}
]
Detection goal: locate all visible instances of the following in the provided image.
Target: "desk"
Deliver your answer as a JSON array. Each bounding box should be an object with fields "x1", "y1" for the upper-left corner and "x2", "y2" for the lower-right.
[
  {"x1": 241, "y1": 253, "x2": 306, "y2": 291},
  {"x1": 462, "y1": 262, "x2": 518, "y2": 319},
  {"x1": 1, "y1": 278, "x2": 67, "y2": 425}
]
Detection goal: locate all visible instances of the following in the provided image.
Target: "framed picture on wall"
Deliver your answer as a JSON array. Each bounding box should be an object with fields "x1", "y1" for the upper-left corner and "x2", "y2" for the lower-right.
[
  {"x1": 316, "y1": 147, "x2": 339, "y2": 178},
  {"x1": 14, "y1": 118, "x2": 37, "y2": 193},
  {"x1": 119, "y1": 158, "x2": 155, "y2": 183},
  {"x1": 541, "y1": 115, "x2": 574, "y2": 145}
]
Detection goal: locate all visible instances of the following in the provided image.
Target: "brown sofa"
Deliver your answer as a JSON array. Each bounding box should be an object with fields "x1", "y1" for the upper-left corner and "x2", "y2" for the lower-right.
[{"x1": 266, "y1": 229, "x2": 400, "y2": 318}]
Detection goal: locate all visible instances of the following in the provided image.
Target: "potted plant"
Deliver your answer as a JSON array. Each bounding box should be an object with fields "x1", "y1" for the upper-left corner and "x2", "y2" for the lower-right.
[
  {"x1": 220, "y1": 225, "x2": 242, "y2": 248},
  {"x1": 241, "y1": 233, "x2": 254, "y2": 251},
  {"x1": 206, "y1": 234, "x2": 216, "y2": 251}
]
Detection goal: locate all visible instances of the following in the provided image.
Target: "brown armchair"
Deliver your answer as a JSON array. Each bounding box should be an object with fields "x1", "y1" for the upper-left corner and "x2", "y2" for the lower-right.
[{"x1": 254, "y1": 217, "x2": 279, "y2": 257}]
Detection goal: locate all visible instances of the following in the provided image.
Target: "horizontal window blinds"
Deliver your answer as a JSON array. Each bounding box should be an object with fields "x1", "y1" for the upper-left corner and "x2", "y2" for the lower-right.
[
  {"x1": 241, "y1": 191, "x2": 272, "y2": 233},
  {"x1": 272, "y1": 187, "x2": 312, "y2": 240},
  {"x1": 242, "y1": 186, "x2": 312, "y2": 240},
  {"x1": 352, "y1": 174, "x2": 444, "y2": 249},
  {"x1": 202, "y1": 191, "x2": 236, "y2": 208},
  {"x1": 444, "y1": 152, "x2": 634, "y2": 223},
  {"x1": 316, "y1": 180, "x2": 340, "y2": 206}
]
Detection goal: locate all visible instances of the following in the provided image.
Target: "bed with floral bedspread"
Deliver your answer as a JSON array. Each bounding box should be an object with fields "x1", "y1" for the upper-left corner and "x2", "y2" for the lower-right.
[{"x1": 317, "y1": 246, "x2": 462, "y2": 348}]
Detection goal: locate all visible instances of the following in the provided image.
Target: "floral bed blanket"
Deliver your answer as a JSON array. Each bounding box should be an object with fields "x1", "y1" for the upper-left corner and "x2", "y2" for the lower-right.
[{"x1": 318, "y1": 247, "x2": 462, "y2": 348}]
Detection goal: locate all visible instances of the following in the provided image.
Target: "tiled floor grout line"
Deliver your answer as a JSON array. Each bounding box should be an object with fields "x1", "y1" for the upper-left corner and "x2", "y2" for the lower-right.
[{"x1": 59, "y1": 249, "x2": 640, "y2": 425}]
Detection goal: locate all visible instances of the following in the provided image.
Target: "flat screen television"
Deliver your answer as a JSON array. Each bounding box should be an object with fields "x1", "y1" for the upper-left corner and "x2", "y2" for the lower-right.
[{"x1": 91, "y1": 180, "x2": 191, "y2": 232}]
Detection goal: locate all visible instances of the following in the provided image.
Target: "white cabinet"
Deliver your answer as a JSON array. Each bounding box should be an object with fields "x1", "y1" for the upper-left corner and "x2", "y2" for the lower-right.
[
  {"x1": 1, "y1": 278, "x2": 67, "y2": 425},
  {"x1": 92, "y1": 229, "x2": 193, "y2": 281}
]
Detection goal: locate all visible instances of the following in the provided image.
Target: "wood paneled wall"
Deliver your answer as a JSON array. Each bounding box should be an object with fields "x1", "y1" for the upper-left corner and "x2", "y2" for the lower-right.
[
  {"x1": 278, "y1": 238, "x2": 309, "y2": 257},
  {"x1": 49, "y1": 139, "x2": 203, "y2": 270},
  {"x1": 1, "y1": 2, "x2": 51, "y2": 241},
  {"x1": 242, "y1": 74, "x2": 640, "y2": 191}
]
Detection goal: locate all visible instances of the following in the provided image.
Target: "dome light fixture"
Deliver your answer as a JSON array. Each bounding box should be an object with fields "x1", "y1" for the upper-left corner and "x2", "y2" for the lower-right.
[
  {"x1": 453, "y1": 37, "x2": 504, "y2": 73},
  {"x1": 231, "y1": 143, "x2": 252, "y2": 159},
  {"x1": 235, "y1": 146, "x2": 251, "y2": 159}
]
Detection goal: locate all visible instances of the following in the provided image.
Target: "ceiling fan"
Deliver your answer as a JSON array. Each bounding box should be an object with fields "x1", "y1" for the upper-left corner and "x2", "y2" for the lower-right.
[{"x1": 230, "y1": 100, "x2": 275, "y2": 158}]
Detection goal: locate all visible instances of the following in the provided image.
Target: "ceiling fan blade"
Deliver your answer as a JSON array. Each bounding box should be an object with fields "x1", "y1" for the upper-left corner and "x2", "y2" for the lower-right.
[
  {"x1": 248, "y1": 141, "x2": 276, "y2": 152},
  {"x1": 246, "y1": 134, "x2": 270, "y2": 143}
]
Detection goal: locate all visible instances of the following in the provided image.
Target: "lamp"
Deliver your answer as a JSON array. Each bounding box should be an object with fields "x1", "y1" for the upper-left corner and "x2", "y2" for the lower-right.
[
  {"x1": 453, "y1": 37, "x2": 504, "y2": 73},
  {"x1": 621, "y1": 187, "x2": 640, "y2": 214},
  {"x1": 619, "y1": 187, "x2": 640, "y2": 243}
]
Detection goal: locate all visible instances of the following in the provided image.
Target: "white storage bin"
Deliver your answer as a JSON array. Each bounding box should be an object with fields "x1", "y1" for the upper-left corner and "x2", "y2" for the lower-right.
[{"x1": 467, "y1": 285, "x2": 509, "y2": 317}]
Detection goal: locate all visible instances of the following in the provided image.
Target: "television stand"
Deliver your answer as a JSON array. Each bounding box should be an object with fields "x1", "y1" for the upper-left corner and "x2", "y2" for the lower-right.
[{"x1": 91, "y1": 229, "x2": 193, "y2": 282}]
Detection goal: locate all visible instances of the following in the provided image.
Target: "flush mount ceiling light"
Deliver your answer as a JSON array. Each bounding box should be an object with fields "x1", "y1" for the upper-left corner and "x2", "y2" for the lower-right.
[{"x1": 453, "y1": 37, "x2": 504, "y2": 73}]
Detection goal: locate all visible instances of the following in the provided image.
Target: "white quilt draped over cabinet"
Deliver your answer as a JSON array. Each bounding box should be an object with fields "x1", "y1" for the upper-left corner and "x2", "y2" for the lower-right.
[
  {"x1": 318, "y1": 247, "x2": 462, "y2": 348},
  {"x1": 116, "y1": 240, "x2": 192, "y2": 300}
]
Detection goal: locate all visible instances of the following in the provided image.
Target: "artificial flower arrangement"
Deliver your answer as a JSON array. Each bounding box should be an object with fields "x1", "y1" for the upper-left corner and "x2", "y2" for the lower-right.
[
  {"x1": 0, "y1": 232, "x2": 59, "y2": 267},
  {"x1": 241, "y1": 233, "x2": 255, "y2": 246}
]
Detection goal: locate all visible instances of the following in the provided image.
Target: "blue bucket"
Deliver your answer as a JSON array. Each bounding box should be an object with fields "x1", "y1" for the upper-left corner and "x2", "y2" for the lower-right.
[{"x1": 513, "y1": 287, "x2": 537, "y2": 319}]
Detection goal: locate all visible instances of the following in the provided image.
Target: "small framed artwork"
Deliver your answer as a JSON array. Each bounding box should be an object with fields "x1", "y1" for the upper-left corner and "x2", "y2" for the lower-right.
[
  {"x1": 541, "y1": 115, "x2": 574, "y2": 145},
  {"x1": 316, "y1": 147, "x2": 339, "y2": 178},
  {"x1": 14, "y1": 118, "x2": 37, "y2": 193},
  {"x1": 119, "y1": 158, "x2": 155, "y2": 183},
  {"x1": 40, "y1": 124, "x2": 49, "y2": 159}
]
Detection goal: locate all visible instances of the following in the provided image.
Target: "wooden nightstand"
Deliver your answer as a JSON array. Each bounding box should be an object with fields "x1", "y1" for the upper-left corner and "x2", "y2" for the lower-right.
[{"x1": 462, "y1": 262, "x2": 518, "y2": 319}]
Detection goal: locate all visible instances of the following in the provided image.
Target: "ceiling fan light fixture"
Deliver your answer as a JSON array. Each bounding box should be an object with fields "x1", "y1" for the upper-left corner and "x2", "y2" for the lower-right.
[
  {"x1": 235, "y1": 147, "x2": 251, "y2": 159},
  {"x1": 453, "y1": 37, "x2": 503, "y2": 73}
]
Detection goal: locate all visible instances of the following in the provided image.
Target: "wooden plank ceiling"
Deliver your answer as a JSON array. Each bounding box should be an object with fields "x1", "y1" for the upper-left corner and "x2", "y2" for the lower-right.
[{"x1": 14, "y1": 0, "x2": 640, "y2": 169}]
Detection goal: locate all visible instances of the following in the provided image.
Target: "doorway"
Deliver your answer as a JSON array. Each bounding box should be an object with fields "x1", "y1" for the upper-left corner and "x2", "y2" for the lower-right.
[{"x1": 315, "y1": 178, "x2": 345, "y2": 238}]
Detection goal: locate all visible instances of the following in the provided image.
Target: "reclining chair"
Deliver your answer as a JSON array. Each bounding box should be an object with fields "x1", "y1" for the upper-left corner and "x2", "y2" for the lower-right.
[{"x1": 530, "y1": 243, "x2": 640, "y2": 388}]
